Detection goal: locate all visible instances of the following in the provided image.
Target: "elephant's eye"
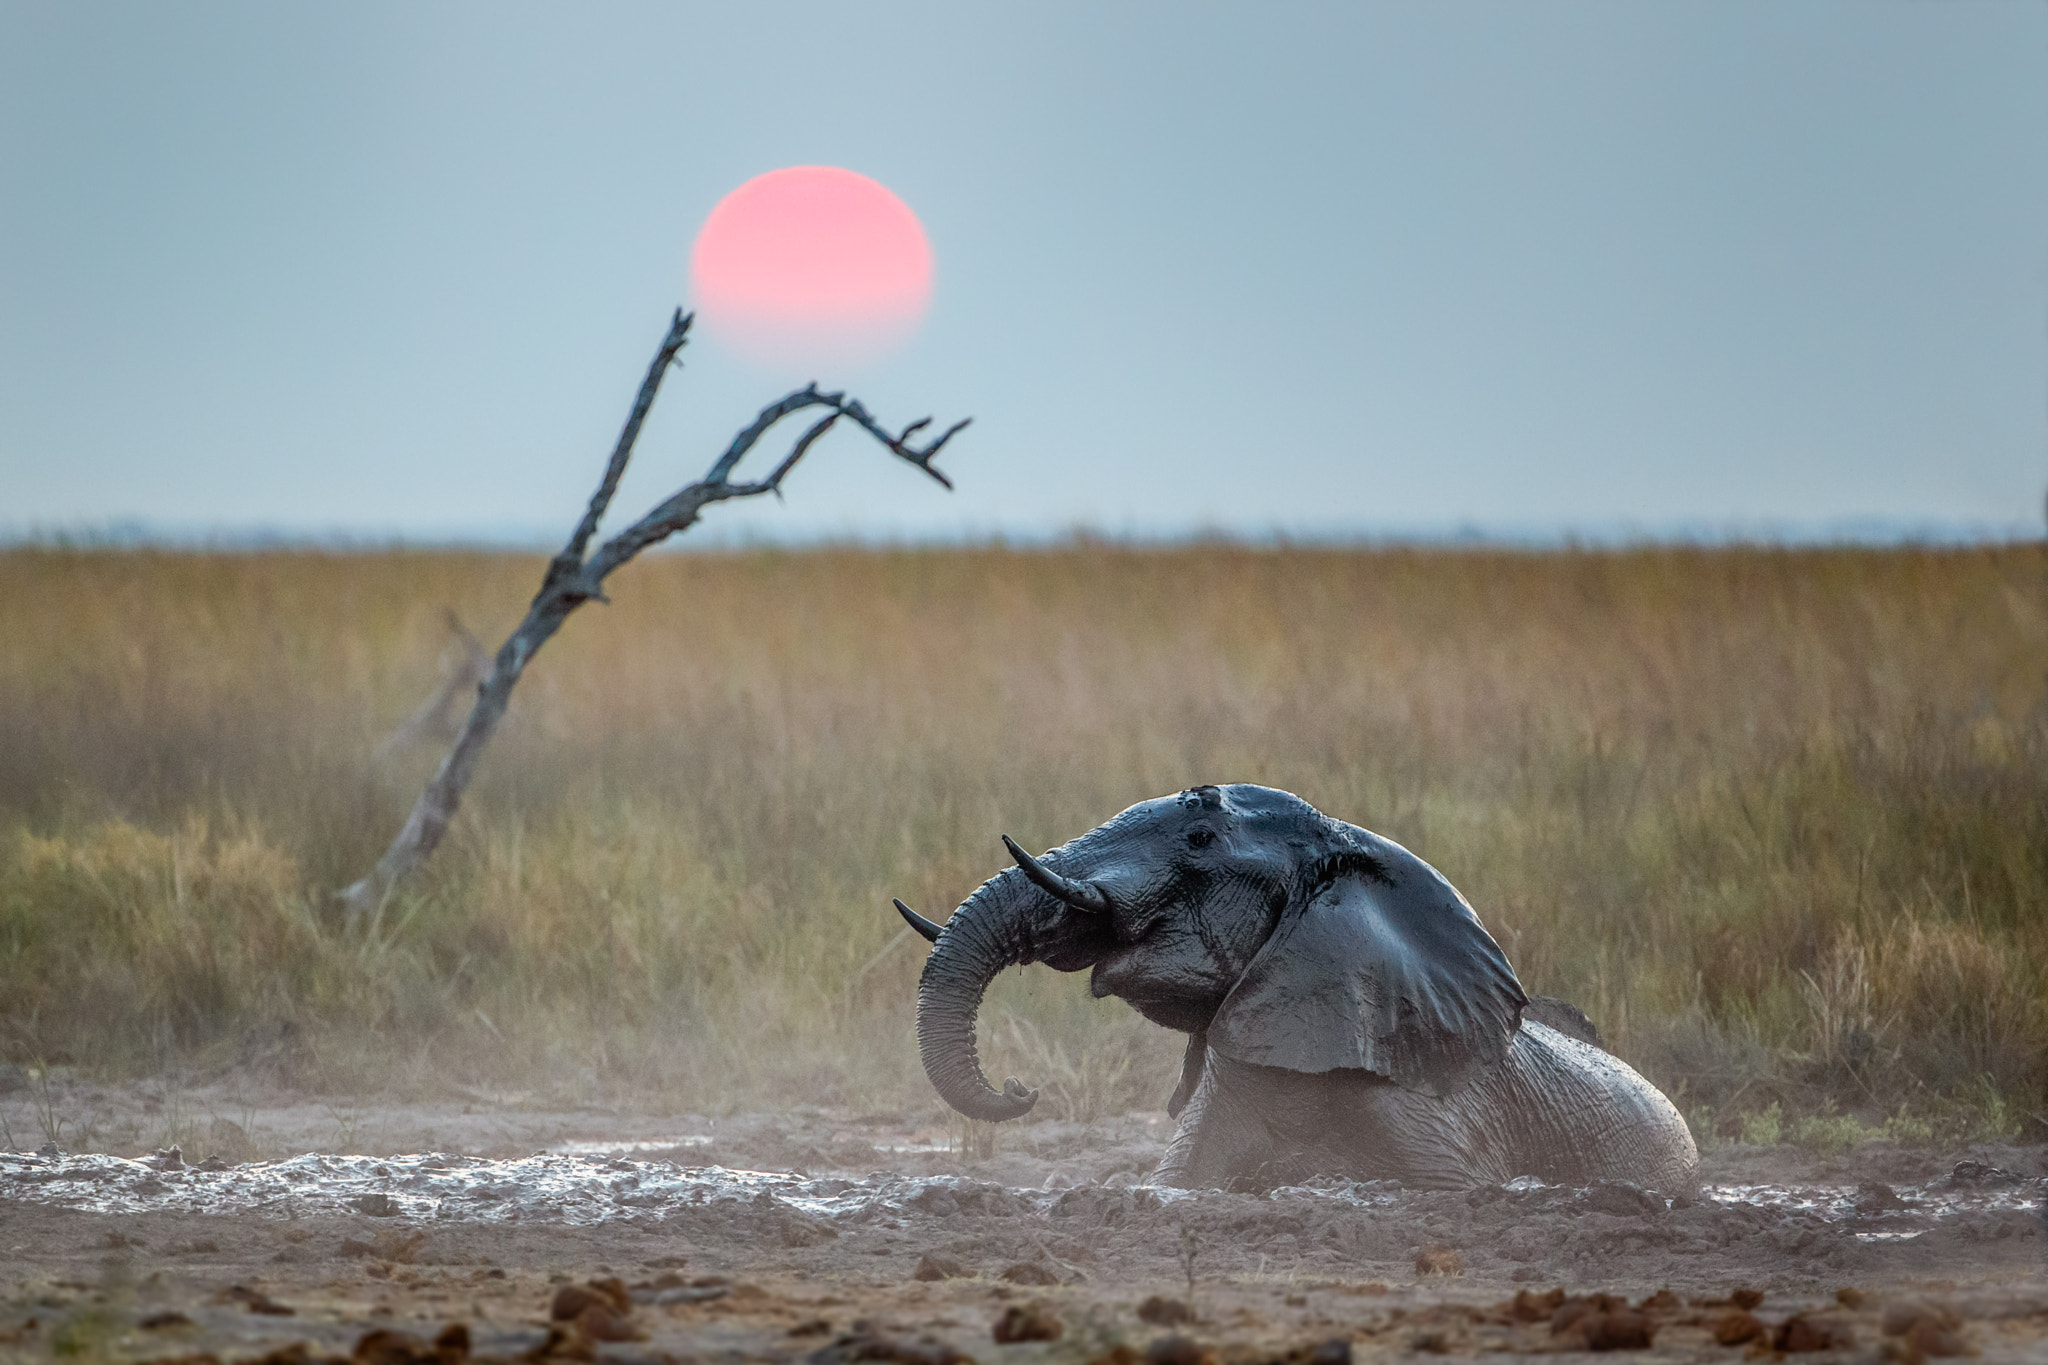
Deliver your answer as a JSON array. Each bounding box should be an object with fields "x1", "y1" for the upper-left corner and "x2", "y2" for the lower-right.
[{"x1": 1186, "y1": 829, "x2": 1214, "y2": 849}]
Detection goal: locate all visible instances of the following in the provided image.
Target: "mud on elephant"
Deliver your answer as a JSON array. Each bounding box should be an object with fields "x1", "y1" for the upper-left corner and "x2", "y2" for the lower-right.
[{"x1": 894, "y1": 784, "x2": 1697, "y2": 1193}]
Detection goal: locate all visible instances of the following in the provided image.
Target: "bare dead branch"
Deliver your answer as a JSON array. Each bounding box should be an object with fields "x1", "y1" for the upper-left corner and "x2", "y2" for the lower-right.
[
  {"x1": 337, "y1": 309, "x2": 967, "y2": 928},
  {"x1": 374, "y1": 609, "x2": 489, "y2": 759}
]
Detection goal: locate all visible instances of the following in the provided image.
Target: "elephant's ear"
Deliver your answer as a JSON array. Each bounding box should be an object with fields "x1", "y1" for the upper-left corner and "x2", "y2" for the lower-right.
[{"x1": 1207, "y1": 825, "x2": 1526, "y2": 1096}]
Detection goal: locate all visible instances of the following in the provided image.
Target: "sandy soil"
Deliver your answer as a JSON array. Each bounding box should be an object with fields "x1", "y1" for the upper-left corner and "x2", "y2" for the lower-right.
[{"x1": 1, "y1": 1075, "x2": 2043, "y2": 1363}]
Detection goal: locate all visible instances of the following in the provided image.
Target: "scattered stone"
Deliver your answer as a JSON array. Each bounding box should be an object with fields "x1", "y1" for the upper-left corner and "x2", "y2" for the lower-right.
[
  {"x1": 1636, "y1": 1287, "x2": 1682, "y2": 1314},
  {"x1": 1775, "y1": 1313, "x2": 1853, "y2": 1353},
  {"x1": 992, "y1": 1304, "x2": 1062, "y2": 1343},
  {"x1": 998, "y1": 1261, "x2": 1059, "y2": 1286},
  {"x1": 1711, "y1": 1310, "x2": 1766, "y2": 1345},
  {"x1": 1413, "y1": 1246, "x2": 1461, "y2": 1276},
  {"x1": 145, "y1": 1147, "x2": 186, "y2": 1171},
  {"x1": 1504, "y1": 1288, "x2": 1564, "y2": 1323},
  {"x1": 352, "y1": 1194, "x2": 399, "y2": 1218},
  {"x1": 1572, "y1": 1308, "x2": 1654, "y2": 1352},
  {"x1": 139, "y1": 1310, "x2": 194, "y2": 1330},
  {"x1": 1142, "y1": 1335, "x2": 1216, "y2": 1365},
  {"x1": 572, "y1": 1306, "x2": 643, "y2": 1343},
  {"x1": 351, "y1": 1328, "x2": 456, "y2": 1365},
  {"x1": 549, "y1": 1285, "x2": 605, "y2": 1321},
  {"x1": 1836, "y1": 1286, "x2": 1868, "y2": 1309},
  {"x1": 912, "y1": 1253, "x2": 968, "y2": 1282},
  {"x1": 1550, "y1": 1293, "x2": 1623, "y2": 1336},
  {"x1": 195, "y1": 1155, "x2": 231, "y2": 1172},
  {"x1": 1857, "y1": 1181, "x2": 1906, "y2": 1212},
  {"x1": 1883, "y1": 1303, "x2": 1969, "y2": 1357},
  {"x1": 249, "y1": 1344, "x2": 347, "y2": 1365},
  {"x1": 1694, "y1": 1287, "x2": 1765, "y2": 1310},
  {"x1": 789, "y1": 1319, "x2": 833, "y2": 1337},
  {"x1": 805, "y1": 1319, "x2": 973, "y2": 1365},
  {"x1": 1136, "y1": 1296, "x2": 1195, "y2": 1327},
  {"x1": 521, "y1": 1326, "x2": 595, "y2": 1362}
]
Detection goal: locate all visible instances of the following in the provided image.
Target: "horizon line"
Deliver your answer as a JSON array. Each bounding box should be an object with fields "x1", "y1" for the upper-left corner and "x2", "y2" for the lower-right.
[{"x1": 2, "y1": 515, "x2": 2043, "y2": 555}]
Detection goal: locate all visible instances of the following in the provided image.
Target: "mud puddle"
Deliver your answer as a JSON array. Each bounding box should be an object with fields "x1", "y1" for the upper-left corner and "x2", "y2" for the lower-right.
[{"x1": 3, "y1": 1143, "x2": 2041, "y2": 1273}]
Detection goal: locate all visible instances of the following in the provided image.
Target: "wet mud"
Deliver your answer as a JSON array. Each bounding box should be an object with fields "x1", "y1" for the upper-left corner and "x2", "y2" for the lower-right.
[{"x1": 1, "y1": 1090, "x2": 2043, "y2": 1361}]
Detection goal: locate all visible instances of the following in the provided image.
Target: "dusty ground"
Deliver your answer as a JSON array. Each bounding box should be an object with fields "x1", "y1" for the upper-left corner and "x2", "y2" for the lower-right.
[{"x1": 1, "y1": 1076, "x2": 2043, "y2": 1362}]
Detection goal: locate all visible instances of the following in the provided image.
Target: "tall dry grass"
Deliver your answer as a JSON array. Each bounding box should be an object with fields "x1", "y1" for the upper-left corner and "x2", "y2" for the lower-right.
[{"x1": 0, "y1": 543, "x2": 2042, "y2": 1137}]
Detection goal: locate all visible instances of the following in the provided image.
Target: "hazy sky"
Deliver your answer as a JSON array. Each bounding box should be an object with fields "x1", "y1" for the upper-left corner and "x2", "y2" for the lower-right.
[{"x1": 3, "y1": 2, "x2": 2044, "y2": 543}]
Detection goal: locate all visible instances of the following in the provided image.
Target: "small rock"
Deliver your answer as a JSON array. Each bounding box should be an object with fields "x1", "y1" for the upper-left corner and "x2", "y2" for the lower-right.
[
  {"x1": 788, "y1": 1319, "x2": 832, "y2": 1338},
  {"x1": 196, "y1": 1155, "x2": 231, "y2": 1172},
  {"x1": 573, "y1": 1306, "x2": 644, "y2": 1343},
  {"x1": 999, "y1": 1261, "x2": 1059, "y2": 1286},
  {"x1": 1636, "y1": 1287, "x2": 1682, "y2": 1314},
  {"x1": 352, "y1": 1193, "x2": 398, "y2": 1218},
  {"x1": 1836, "y1": 1286, "x2": 1868, "y2": 1309},
  {"x1": 1505, "y1": 1288, "x2": 1564, "y2": 1323},
  {"x1": 139, "y1": 1310, "x2": 194, "y2": 1330},
  {"x1": 992, "y1": 1305, "x2": 1062, "y2": 1344},
  {"x1": 1579, "y1": 1310, "x2": 1654, "y2": 1352},
  {"x1": 1857, "y1": 1181, "x2": 1906, "y2": 1211},
  {"x1": 1776, "y1": 1313, "x2": 1853, "y2": 1353},
  {"x1": 805, "y1": 1320, "x2": 972, "y2": 1365},
  {"x1": 522, "y1": 1326, "x2": 595, "y2": 1362},
  {"x1": 350, "y1": 1329, "x2": 439, "y2": 1365},
  {"x1": 1551, "y1": 1294, "x2": 1624, "y2": 1336},
  {"x1": 912, "y1": 1253, "x2": 968, "y2": 1282},
  {"x1": 1136, "y1": 1296, "x2": 1194, "y2": 1327},
  {"x1": 145, "y1": 1147, "x2": 185, "y2": 1171},
  {"x1": 1143, "y1": 1335, "x2": 1217, "y2": 1365},
  {"x1": 1712, "y1": 1310, "x2": 1766, "y2": 1346},
  {"x1": 1883, "y1": 1303, "x2": 1969, "y2": 1357}
]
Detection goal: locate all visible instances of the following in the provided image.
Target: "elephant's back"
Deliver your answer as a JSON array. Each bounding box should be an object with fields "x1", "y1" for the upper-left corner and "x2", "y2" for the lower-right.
[{"x1": 1497, "y1": 1021, "x2": 1699, "y2": 1194}]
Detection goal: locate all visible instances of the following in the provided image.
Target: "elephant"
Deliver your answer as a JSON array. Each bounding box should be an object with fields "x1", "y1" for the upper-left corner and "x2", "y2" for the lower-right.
[{"x1": 893, "y1": 784, "x2": 1697, "y2": 1193}]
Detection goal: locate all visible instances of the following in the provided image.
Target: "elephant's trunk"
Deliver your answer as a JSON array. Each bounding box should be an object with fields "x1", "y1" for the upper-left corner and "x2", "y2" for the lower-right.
[{"x1": 916, "y1": 866, "x2": 1045, "y2": 1122}]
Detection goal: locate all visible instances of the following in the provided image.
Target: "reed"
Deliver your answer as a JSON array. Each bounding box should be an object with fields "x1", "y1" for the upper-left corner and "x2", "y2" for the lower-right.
[{"x1": 1, "y1": 543, "x2": 2041, "y2": 1137}]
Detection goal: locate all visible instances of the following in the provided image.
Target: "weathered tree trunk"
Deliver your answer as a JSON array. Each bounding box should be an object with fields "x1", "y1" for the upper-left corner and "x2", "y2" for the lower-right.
[{"x1": 337, "y1": 309, "x2": 967, "y2": 928}]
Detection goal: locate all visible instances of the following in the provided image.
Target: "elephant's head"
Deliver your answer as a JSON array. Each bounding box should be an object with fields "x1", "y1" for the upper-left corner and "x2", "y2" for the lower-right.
[{"x1": 898, "y1": 784, "x2": 1529, "y2": 1123}]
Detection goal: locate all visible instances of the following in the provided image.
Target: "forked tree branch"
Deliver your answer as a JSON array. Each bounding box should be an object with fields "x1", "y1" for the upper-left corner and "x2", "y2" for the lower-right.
[{"x1": 338, "y1": 308, "x2": 967, "y2": 927}]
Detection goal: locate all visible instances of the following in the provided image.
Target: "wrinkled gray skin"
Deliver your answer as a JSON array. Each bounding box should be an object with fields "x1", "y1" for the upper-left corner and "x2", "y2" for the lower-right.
[{"x1": 902, "y1": 784, "x2": 1697, "y2": 1193}]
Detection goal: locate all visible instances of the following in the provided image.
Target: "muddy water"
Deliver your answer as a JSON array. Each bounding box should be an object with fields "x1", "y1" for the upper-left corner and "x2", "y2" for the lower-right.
[{"x1": 3, "y1": 1143, "x2": 2040, "y2": 1285}]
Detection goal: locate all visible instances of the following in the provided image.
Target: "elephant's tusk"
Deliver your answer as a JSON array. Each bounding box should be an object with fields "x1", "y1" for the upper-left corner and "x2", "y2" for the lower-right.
[
  {"x1": 1001, "y1": 834, "x2": 1112, "y2": 914},
  {"x1": 893, "y1": 897, "x2": 944, "y2": 943}
]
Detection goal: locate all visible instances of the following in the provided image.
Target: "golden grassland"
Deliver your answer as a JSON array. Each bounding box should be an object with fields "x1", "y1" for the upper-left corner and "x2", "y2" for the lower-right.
[{"x1": 0, "y1": 543, "x2": 2043, "y2": 1145}]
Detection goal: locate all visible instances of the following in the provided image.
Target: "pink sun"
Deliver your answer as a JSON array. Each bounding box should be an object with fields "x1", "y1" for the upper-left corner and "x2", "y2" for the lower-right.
[{"x1": 689, "y1": 166, "x2": 934, "y2": 371}]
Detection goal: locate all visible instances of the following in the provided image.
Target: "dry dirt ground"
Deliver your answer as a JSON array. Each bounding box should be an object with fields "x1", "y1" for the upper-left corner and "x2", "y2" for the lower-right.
[{"x1": 1, "y1": 1077, "x2": 2043, "y2": 1363}]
